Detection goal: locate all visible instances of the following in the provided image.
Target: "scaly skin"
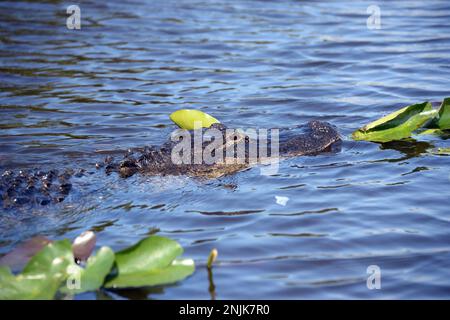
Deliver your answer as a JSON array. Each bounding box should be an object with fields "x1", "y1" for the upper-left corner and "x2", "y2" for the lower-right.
[{"x1": 0, "y1": 121, "x2": 340, "y2": 208}]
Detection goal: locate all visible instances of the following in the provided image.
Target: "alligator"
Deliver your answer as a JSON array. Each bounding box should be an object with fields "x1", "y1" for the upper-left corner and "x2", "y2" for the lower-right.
[{"x1": 0, "y1": 120, "x2": 340, "y2": 209}]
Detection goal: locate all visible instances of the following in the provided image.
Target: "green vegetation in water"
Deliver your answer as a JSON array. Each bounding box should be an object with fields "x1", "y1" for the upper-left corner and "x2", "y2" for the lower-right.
[
  {"x1": 430, "y1": 147, "x2": 450, "y2": 155},
  {"x1": 207, "y1": 248, "x2": 218, "y2": 269},
  {"x1": 104, "y1": 236, "x2": 194, "y2": 289},
  {"x1": 352, "y1": 97, "x2": 450, "y2": 143},
  {"x1": 431, "y1": 97, "x2": 450, "y2": 130},
  {"x1": 0, "y1": 235, "x2": 195, "y2": 300},
  {"x1": 169, "y1": 109, "x2": 220, "y2": 130}
]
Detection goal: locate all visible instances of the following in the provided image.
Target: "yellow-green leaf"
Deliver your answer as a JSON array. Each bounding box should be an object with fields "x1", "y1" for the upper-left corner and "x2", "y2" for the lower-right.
[
  {"x1": 359, "y1": 101, "x2": 432, "y2": 133},
  {"x1": 0, "y1": 240, "x2": 73, "y2": 300},
  {"x1": 169, "y1": 109, "x2": 219, "y2": 130},
  {"x1": 417, "y1": 128, "x2": 446, "y2": 135},
  {"x1": 60, "y1": 246, "x2": 115, "y2": 295},
  {"x1": 105, "y1": 259, "x2": 195, "y2": 289},
  {"x1": 437, "y1": 97, "x2": 450, "y2": 130},
  {"x1": 352, "y1": 110, "x2": 436, "y2": 143},
  {"x1": 104, "y1": 236, "x2": 195, "y2": 289}
]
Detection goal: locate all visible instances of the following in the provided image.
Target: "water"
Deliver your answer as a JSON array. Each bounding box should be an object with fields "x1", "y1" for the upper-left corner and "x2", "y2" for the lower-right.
[{"x1": 1, "y1": 0, "x2": 450, "y2": 299}]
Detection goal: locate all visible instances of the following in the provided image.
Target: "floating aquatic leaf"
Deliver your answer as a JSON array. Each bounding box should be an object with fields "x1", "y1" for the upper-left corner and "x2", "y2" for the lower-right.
[
  {"x1": 437, "y1": 97, "x2": 450, "y2": 130},
  {"x1": 417, "y1": 128, "x2": 446, "y2": 135},
  {"x1": 61, "y1": 246, "x2": 115, "y2": 295},
  {"x1": 359, "y1": 101, "x2": 432, "y2": 132},
  {"x1": 170, "y1": 109, "x2": 219, "y2": 130},
  {"x1": 22, "y1": 240, "x2": 73, "y2": 276},
  {"x1": 353, "y1": 110, "x2": 436, "y2": 142},
  {"x1": 352, "y1": 102, "x2": 435, "y2": 142},
  {"x1": 104, "y1": 259, "x2": 194, "y2": 288},
  {"x1": 104, "y1": 236, "x2": 195, "y2": 289},
  {"x1": 0, "y1": 235, "x2": 195, "y2": 298},
  {"x1": 0, "y1": 240, "x2": 73, "y2": 300}
]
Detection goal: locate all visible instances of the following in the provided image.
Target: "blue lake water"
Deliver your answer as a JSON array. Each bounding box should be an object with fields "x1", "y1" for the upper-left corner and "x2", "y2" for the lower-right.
[{"x1": 0, "y1": 0, "x2": 450, "y2": 299}]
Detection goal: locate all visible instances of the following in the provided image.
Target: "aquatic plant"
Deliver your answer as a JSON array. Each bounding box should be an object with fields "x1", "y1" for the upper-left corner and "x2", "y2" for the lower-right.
[
  {"x1": 352, "y1": 97, "x2": 450, "y2": 142},
  {"x1": 0, "y1": 235, "x2": 195, "y2": 299},
  {"x1": 170, "y1": 109, "x2": 220, "y2": 130}
]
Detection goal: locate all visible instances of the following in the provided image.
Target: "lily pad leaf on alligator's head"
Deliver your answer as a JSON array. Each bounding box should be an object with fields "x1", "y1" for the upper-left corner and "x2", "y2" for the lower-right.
[
  {"x1": 352, "y1": 101, "x2": 436, "y2": 143},
  {"x1": 104, "y1": 236, "x2": 195, "y2": 289},
  {"x1": 169, "y1": 109, "x2": 220, "y2": 130}
]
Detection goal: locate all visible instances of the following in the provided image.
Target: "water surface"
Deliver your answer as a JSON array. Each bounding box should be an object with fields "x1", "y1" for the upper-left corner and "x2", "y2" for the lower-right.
[{"x1": 1, "y1": 0, "x2": 450, "y2": 299}]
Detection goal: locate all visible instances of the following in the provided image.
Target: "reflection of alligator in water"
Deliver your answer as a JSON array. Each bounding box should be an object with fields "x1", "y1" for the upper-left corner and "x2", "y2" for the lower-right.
[{"x1": 0, "y1": 121, "x2": 340, "y2": 208}]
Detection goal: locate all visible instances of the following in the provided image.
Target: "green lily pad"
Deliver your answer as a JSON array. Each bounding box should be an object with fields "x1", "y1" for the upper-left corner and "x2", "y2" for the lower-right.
[
  {"x1": 169, "y1": 109, "x2": 219, "y2": 130},
  {"x1": 61, "y1": 246, "x2": 115, "y2": 295},
  {"x1": 0, "y1": 240, "x2": 73, "y2": 300},
  {"x1": 352, "y1": 102, "x2": 435, "y2": 142},
  {"x1": 104, "y1": 259, "x2": 194, "y2": 288},
  {"x1": 437, "y1": 97, "x2": 450, "y2": 130},
  {"x1": 359, "y1": 101, "x2": 432, "y2": 132},
  {"x1": 0, "y1": 235, "x2": 196, "y2": 298},
  {"x1": 104, "y1": 236, "x2": 195, "y2": 289},
  {"x1": 417, "y1": 128, "x2": 446, "y2": 135}
]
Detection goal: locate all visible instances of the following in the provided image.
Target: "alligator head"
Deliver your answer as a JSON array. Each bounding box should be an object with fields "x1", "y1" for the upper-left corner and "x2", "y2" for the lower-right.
[{"x1": 115, "y1": 120, "x2": 340, "y2": 179}]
